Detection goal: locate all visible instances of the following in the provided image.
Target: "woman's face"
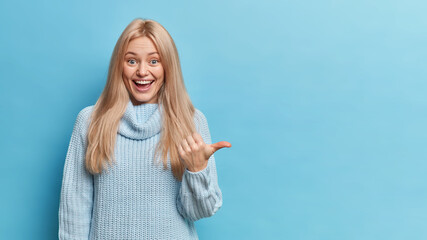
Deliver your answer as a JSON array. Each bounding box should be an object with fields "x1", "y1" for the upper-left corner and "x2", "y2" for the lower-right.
[{"x1": 122, "y1": 36, "x2": 165, "y2": 105}]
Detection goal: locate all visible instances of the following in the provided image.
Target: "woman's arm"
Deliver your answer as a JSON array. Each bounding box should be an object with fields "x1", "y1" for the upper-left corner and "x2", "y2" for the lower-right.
[
  {"x1": 176, "y1": 109, "x2": 223, "y2": 221},
  {"x1": 58, "y1": 107, "x2": 94, "y2": 240}
]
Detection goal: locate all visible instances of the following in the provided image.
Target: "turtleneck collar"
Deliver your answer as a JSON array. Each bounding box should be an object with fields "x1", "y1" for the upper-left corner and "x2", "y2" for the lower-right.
[{"x1": 117, "y1": 100, "x2": 162, "y2": 140}]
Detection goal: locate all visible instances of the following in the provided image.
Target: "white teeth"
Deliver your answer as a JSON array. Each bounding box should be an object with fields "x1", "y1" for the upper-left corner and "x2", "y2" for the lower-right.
[{"x1": 135, "y1": 80, "x2": 153, "y2": 84}]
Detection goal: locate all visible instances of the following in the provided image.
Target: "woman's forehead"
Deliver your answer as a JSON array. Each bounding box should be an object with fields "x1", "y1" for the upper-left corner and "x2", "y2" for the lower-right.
[{"x1": 126, "y1": 36, "x2": 158, "y2": 54}]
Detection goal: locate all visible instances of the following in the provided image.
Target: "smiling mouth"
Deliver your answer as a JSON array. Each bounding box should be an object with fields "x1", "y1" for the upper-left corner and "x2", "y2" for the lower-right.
[
  {"x1": 133, "y1": 79, "x2": 154, "y2": 85},
  {"x1": 132, "y1": 80, "x2": 155, "y2": 91}
]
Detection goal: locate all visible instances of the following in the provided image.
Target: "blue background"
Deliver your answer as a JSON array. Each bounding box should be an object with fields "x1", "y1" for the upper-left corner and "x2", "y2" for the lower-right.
[{"x1": 1, "y1": 0, "x2": 426, "y2": 239}]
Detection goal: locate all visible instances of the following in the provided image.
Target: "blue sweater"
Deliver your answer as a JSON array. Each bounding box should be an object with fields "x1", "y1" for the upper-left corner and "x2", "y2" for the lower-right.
[{"x1": 58, "y1": 100, "x2": 223, "y2": 239}]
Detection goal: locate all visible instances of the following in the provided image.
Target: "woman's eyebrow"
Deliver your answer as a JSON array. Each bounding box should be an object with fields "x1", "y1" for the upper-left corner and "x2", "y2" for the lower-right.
[{"x1": 125, "y1": 51, "x2": 159, "y2": 56}]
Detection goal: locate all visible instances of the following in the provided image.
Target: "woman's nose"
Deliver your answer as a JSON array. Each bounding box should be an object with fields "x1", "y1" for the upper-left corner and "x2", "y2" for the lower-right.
[{"x1": 137, "y1": 64, "x2": 149, "y2": 76}]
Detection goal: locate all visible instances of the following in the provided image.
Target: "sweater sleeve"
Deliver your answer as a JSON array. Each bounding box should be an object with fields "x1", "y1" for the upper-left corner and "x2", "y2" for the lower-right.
[
  {"x1": 176, "y1": 109, "x2": 223, "y2": 222},
  {"x1": 58, "y1": 107, "x2": 94, "y2": 240}
]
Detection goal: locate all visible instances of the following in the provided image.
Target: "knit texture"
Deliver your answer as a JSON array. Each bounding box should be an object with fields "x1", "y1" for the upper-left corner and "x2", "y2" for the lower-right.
[{"x1": 58, "y1": 100, "x2": 222, "y2": 240}]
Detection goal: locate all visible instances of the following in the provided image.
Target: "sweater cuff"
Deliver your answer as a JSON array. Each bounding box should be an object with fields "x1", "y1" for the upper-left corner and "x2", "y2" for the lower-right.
[
  {"x1": 185, "y1": 163, "x2": 209, "y2": 175},
  {"x1": 182, "y1": 162, "x2": 212, "y2": 197}
]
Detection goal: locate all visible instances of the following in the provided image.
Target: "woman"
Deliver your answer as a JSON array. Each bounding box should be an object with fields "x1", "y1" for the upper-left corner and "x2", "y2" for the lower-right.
[{"x1": 58, "y1": 18, "x2": 231, "y2": 239}]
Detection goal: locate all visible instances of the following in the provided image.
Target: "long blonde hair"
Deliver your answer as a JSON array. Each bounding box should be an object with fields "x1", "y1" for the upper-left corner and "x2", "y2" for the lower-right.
[{"x1": 85, "y1": 18, "x2": 196, "y2": 181}]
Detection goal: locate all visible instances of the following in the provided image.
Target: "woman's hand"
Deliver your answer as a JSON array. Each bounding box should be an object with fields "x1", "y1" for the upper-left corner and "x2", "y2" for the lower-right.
[{"x1": 178, "y1": 132, "x2": 231, "y2": 172}]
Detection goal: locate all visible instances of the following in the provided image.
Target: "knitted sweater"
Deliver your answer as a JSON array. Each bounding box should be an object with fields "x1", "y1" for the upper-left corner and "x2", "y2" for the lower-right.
[{"x1": 58, "y1": 100, "x2": 223, "y2": 240}]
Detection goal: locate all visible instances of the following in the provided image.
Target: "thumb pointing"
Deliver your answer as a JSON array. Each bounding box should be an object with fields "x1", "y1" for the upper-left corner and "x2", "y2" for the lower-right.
[{"x1": 207, "y1": 141, "x2": 232, "y2": 156}]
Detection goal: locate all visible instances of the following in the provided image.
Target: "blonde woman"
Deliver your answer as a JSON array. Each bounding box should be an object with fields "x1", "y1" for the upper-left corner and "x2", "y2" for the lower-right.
[{"x1": 58, "y1": 18, "x2": 231, "y2": 239}]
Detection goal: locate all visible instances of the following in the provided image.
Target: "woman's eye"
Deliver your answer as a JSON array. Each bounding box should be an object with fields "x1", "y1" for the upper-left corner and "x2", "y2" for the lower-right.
[
  {"x1": 128, "y1": 59, "x2": 137, "y2": 65},
  {"x1": 150, "y1": 59, "x2": 159, "y2": 64}
]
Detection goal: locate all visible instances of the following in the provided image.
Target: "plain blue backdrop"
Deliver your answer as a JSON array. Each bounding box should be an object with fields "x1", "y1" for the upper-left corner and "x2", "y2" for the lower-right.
[{"x1": 1, "y1": 0, "x2": 426, "y2": 239}]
